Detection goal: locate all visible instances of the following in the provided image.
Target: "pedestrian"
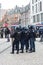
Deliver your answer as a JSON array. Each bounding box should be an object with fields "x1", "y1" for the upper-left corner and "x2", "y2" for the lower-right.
[
  {"x1": 1, "y1": 27, "x2": 3, "y2": 38},
  {"x1": 5, "y1": 27, "x2": 10, "y2": 42}
]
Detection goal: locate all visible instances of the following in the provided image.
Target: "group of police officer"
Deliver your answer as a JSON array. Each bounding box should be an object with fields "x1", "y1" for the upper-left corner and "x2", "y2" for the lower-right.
[{"x1": 10, "y1": 26, "x2": 36, "y2": 54}]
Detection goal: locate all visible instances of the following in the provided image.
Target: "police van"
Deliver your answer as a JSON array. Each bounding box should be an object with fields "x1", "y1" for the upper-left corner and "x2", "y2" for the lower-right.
[{"x1": 11, "y1": 25, "x2": 19, "y2": 30}]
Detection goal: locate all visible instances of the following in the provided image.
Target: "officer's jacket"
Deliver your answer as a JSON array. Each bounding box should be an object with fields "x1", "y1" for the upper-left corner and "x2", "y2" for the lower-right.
[
  {"x1": 20, "y1": 31, "x2": 25, "y2": 40},
  {"x1": 29, "y1": 29, "x2": 36, "y2": 38}
]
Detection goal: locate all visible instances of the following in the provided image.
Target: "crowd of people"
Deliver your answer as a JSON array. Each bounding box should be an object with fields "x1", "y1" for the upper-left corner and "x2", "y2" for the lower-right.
[
  {"x1": 10, "y1": 26, "x2": 36, "y2": 54},
  {"x1": 0, "y1": 27, "x2": 10, "y2": 42},
  {"x1": 0, "y1": 26, "x2": 36, "y2": 54}
]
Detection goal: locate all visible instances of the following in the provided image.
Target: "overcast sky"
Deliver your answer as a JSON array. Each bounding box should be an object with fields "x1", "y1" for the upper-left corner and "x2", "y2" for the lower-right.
[{"x1": 0, "y1": 0, "x2": 30, "y2": 9}]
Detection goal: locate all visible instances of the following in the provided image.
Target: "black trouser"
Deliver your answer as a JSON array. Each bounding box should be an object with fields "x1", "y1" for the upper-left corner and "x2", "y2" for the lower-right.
[
  {"x1": 12, "y1": 40, "x2": 16, "y2": 53},
  {"x1": 1, "y1": 34, "x2": 3, "y2": 38},
  {"x1": 21, "y1": 39, "x2": 25, "y2": 52},
  {"x1": 30, "y1": 38, "x2": 35, "y2": 51},
  {"x1": 12, "y1": 40, "x2": 19, "y2": 53},
  {"x1": 20, "y1": 39, "x2": 29, "y2": 51},
  {"x1": 16, "y1": 40, "x2": 19, "y2": 53},
  {"x1": 25, "y1": 40, "x2": 29, "y2": 51}
]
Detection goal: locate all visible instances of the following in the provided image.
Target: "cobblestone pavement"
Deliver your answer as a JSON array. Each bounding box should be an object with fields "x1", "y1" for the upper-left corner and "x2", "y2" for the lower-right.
[{"x1": 0, "y1": 38, "x2": 43, "y2": 65}]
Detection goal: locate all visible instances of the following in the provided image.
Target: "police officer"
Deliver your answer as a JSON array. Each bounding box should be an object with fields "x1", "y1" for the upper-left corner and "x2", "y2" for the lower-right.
[
  {"x1": 25, "y1": 29, "x2": 30, "y2": 52},
  {"x1": 20, "y1": 28, "x2": 26, "y2": 53},
  {"x1": 10, "y1": 28, "x2": 16, "y2": 54},
  {"x1": 10, "y1": 28, "x2": 19, "y2": 54},
  {"x1": 15, "y1": 28, "x2": 20, "y2": 54},
  {"x1": 29, "y1": 26, "x2": 36, "y2": 53}
]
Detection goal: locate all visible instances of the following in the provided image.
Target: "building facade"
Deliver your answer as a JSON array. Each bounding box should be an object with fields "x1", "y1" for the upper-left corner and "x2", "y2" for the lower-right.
[
  {"x1": 30, "y1": 0, "x2": 43, "y2": 24},
  {"x1": 0, "y1": 3, "x2": 1, "y2": 21},
  {"x1": 3, "y1": 5, "x2": 30, "y2": 27},
  {"x1": 20, "y1": 4, "x2": 30, "y2": 27},
  {"x1": 0, "y1": 9, "x2": 7, "y2": 26},
  {"x1": 1, "y1": 4, "x2": 30, "y2": 27},
  {"x1": 2, "y1": 6, "x2": 21, "y2": 27}
]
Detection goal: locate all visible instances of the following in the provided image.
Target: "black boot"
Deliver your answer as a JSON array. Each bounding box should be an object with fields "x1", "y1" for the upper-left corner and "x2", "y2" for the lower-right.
[
  {"x1": 20, "y1": 50, "x2": 24, "y2": 53},
  {"x1": 10, "y1": 52, "x2": 14, "y2": 54},
  {"x1": 16, "y1": 51, "x2": 19, "y2": 54}
]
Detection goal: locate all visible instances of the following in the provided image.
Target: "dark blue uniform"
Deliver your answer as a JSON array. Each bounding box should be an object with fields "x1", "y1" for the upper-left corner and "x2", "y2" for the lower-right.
[
  {"x1": 11, "y1": 31, "x2": 19, "y2": 54},
  {"x1": 29, "y1": 26, "x2": 36, "y2": 52},
  {"x1": 25, "y1": 30, "x2": 30, "y2": 52},
  {"x1": 20, "y1": 30, "x2": 25, "y2": 53}
]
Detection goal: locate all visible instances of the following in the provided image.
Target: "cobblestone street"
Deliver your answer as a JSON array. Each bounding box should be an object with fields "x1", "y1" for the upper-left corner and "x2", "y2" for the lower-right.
[{"x1": 0, "y1": 38, "x2": 43, "y2": 65}]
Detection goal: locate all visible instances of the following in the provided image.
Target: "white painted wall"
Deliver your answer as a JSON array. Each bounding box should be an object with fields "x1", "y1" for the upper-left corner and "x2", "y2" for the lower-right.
[{"x1": 30, "y1": 0, "x2": 43, "y2": 24}]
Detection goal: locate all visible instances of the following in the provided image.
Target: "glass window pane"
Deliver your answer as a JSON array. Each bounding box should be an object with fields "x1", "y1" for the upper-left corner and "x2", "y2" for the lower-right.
[
  {"x1": 37, "y1": 14, "x2": 40, "y2": 22},
  {"x1": 32, "y1": 0, "x2": 34, "y2": 4},
  {"x1": 33, "y1": 16, "x2": 35, "y2": 22},
  {"x1": 40, "y1": 2, "x2": 42, "y2": 11},
  {"x1": 41, "y1": 13, "x2": 43, "y2": 22}
]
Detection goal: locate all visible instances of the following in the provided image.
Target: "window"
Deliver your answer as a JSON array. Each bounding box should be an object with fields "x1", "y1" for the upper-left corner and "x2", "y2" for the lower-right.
[
  {"x1": 35, "y1": 15, "x2": 37, "y2": 22},
  {"x1": 32, "y1": 6, "x2": 34, "y2": 14},
  {"x1": 32, "y1": 0, "x2": 34, "y2": 4},
  {"x1": 37, "y1": 14, "x2": 40, "y2": 22},
  {"x1": 36, "y1": 0, "x2": 37, "y2": 2},
  {"x1": 0, "y1": 3, "x2": 1, "y2": 8},
  {"x1": 37, "y1": 2, "x2": 40, "y2": 12},
  {"x1": 35, "y1": 0, "x2": 37, "y2": 2},
  {"x1": 36, "y1": 4, "x2": 37, "y2": 13},
  {"x1": 33, "y1": 16, "x2": 35, "y2": 22},
  {"x1": 40, "y1": 2, "x2": 42, "y2": 11},
  {"x1": 41, "y1": 13, "x2": 43, "y2": 22}
]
